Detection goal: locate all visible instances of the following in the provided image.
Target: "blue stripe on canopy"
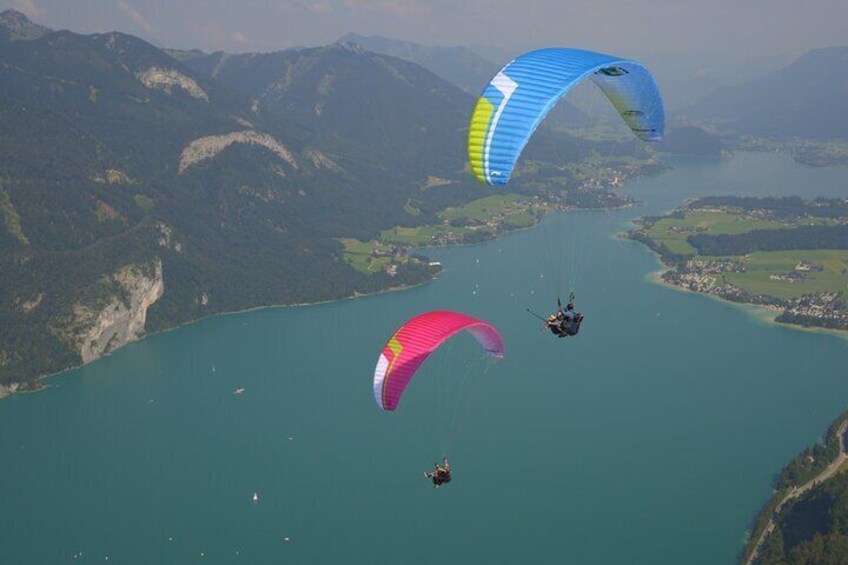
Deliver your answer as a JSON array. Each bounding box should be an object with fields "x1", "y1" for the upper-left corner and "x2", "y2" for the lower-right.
[{"x1": 470, "y1": 48, "x2": 665, "y2": 185}]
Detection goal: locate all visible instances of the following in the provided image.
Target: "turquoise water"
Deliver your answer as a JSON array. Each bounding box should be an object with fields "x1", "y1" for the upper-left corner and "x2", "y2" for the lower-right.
[{"x1": 1, "y1": 152, "x2": 847, "y2": 564}]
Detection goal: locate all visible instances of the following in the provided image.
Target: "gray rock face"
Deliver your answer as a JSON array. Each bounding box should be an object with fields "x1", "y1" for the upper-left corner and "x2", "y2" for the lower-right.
[
  {"x1": 0, "y1": 382, "x2": 20, "y2": 399},
  {"x1": 70, "y1": 260, "x2": 165, "y2": 364},
  {"x1": 178, "y1": 130, "x2": 297, "y2": 173},
  {"x1": 136, "y1": 67, "x2": 210, "y2": 101},
  {"x1": 0, "y1": 10, "x2": 51, "y2": 41}
]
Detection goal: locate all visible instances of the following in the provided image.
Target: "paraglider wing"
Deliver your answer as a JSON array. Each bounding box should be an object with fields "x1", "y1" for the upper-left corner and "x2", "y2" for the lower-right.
[
  {"x1": 468, "y1": 48, "x2": 665, "y2": 185},
  {"x1": 373, "y1": 311, "x2": 505, "y2": 411}
]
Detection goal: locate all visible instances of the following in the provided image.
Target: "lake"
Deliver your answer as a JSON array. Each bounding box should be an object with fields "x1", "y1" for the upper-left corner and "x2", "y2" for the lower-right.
[{"x1": 1, "y1": 152, "x2": 847, "y2": 564}]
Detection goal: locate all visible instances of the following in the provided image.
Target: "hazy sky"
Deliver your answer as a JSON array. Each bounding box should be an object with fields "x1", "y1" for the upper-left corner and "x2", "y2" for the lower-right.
[{"x1": 3, "y1": 0, "x2": 846, "y2": 58}]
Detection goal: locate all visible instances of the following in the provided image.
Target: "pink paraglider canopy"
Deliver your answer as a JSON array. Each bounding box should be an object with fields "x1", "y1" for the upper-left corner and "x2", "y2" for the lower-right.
[{"x1": 373, "y1": 311, "x2": 505, "y2": 411}]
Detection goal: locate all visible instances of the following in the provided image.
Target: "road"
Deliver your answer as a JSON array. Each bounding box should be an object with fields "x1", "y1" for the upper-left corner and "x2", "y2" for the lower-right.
[{"x1": 744, "y1": 420, "x2": 848, "y2": 565}]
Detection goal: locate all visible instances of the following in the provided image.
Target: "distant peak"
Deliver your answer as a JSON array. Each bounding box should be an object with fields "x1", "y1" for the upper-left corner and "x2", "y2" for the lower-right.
[
  {"x1": 0, "y1": 8, "x2": 28, "y2": 21},
  {"x1": 795, "y1": 45, "x2": 848, "y2": 62},
  {"x1": 0, "y1": 9, "x2": 51, "y2": 41},
  {"x1": 338, "y1": 32, "x2": 370, "y2": 43},
  {"x1": 330, "y1": 41, "x2": 364, "y2": 55}
]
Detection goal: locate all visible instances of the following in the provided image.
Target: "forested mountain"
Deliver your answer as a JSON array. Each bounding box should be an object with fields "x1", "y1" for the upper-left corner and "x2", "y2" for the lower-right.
[
  {"x1": 690, "y1": 46, "x2": 848, "y2": 140},
  {"x1": 333, "y1": 34, "x2": 591, "y2": 130},
  {"x1": 180, "y1": 42, "x2": 475, "y2": 181},
  {"x1": 0, "y1": 11, "x2": 644, "y2": 389},
  {"x1": 337, "y1": 33, "x2": 498, "y2": 95},
  {"x1": 0, "y1": 11, "x2": 431, "y2": 386},
  {"x1": 177, "y1": 41, "x2": 616, "y2": 211},
  {"x1": 0, "y1": 8, "x2": 49, "y2": 40},
  {"x1": 758, "y1": 464, "x2": 848, "y2": 563},
  {"x1": 655, "y1": 126, "x2": 727, "y2": 156},
  {"x1": 639, "y1": 50, "x2": 789, "y2": 112}
]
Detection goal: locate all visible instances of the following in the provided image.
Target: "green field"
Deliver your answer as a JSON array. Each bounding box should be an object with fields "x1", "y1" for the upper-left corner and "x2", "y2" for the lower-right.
[
  {"x1": 438, "y1": 194, "x2": 536, "y2": 225},
  {"x1": 380, "y1": 225, "x2": 464, "y2": 246},
  {"x1": 339, "y1": 238, "x2": 396, "y2": 274},
  {"x1": 643, "y1": 210, "x2": 786, "y2": 255},
  {"x1": 638, "y1": 208, "x2": 848, "y2": 300},
  {"x1": 377, "y1": 194, "x2": 538, "y2": 246},
  {"x1": 726, "y1": 250, "x2": 848, "y2": 299}
]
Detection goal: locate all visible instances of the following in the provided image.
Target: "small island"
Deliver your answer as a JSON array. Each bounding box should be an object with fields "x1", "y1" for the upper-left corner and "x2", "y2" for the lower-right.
[{"x1": 628, "y1": 196, "x2": 848, "y2": 332}]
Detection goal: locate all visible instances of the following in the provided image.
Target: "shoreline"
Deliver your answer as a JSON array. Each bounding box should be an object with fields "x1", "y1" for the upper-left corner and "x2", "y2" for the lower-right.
[
  {"x1": 2, "y1": 275, "x2": 441, "y2": 402},
  {"x1": 645, "y1": 268, "x2": 848, "y2": 340},
  {"x1": 0, "y1": 176, "x2": 661, "y2": 400},
  {"x1": 9, "y1": 199, "x2": 639, "y2": 399},
  {"x1": 399, "y1": 199, "x2": 635, "y2": 251},
  {"x1": 740, "y1": 413, "x2": 848, "y2": 564}
]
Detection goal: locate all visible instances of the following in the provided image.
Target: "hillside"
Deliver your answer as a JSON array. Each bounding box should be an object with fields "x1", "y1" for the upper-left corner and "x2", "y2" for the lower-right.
[
  {"x1": 0, "y1": 11, "x2": 651, "y2": 390},
  {"x1": 757, "y1": 472, "x2": 848, "y2": 564},
  {"x1": 640, "y1": 50, "x2": 789, "y2": 112},
  {"x1": 0, "y1": 11, "x2": 432, "y2": 387},
  {"x1": 338, "y1": 33, "x2": 498, "y2": 95},
  {"x1": 0, "y1": 8, "x2": 49, "y2": 40},
  {"x1": 180, "y1": 42, "x2": 475, "y2": 181},
  {"x1": 690, "y1": 46, "x2": 848, "y2": 140},
  {"x1": 748, "y1": 411, "x2": 848, "y2": 565},
  {"x1": 655, "y1": 126, "x2": 727, "y2": 156},
  {"x1": 177, "y1": 42, "x2": 623, "y2": 212}
]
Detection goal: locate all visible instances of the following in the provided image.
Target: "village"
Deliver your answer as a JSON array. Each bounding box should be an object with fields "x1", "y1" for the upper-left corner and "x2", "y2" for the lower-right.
[
  {"x1": 630, "y1": 196, "x2": 848, "y2": 332},
  {"x1": 344, "y1": 160, "x2": 659, "y2": 277},
  {"x1": 662, "y1": 255, "x2": 848, "y2": 330}
]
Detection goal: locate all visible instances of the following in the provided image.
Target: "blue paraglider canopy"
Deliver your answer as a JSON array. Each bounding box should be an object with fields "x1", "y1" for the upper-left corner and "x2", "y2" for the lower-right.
[{"x1": 469, "y1": 48, "x2": 665, "y2": 185}]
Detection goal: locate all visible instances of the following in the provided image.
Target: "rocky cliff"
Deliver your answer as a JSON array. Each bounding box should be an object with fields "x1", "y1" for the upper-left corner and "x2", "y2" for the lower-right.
[{"x1": 63, "y1": 260, "x2": 164, "y2": 364}]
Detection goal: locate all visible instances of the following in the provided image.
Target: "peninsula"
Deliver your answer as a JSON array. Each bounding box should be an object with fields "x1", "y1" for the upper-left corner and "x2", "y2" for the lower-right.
[{"x1": 628, "y1": 196, "x2": 848, "y2": 332}]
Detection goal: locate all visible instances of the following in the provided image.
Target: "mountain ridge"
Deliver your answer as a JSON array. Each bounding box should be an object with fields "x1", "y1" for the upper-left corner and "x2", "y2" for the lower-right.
[
  {"x1": 0, "y1": 12, "x2": 651, "y2": 389},
  {"x1": 0, "y1": 9, "x2": 50, "y2": 41},
  {"x1": 690, "y1": 46, "x2": 848, "y2": 140},
  {"x1": 0, "y1": 12, "x2": 436, "y2": 386}
]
